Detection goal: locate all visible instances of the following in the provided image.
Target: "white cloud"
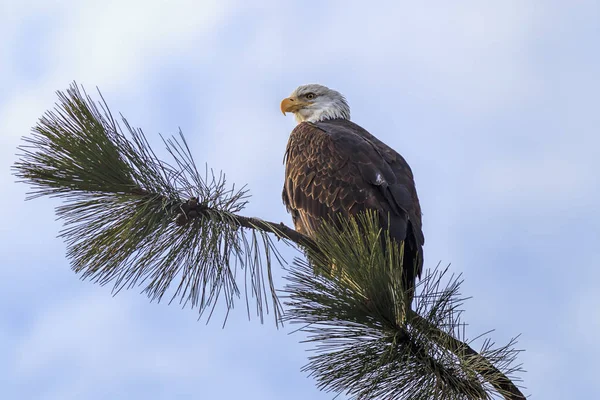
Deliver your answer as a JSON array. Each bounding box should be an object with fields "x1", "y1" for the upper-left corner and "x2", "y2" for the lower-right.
[
  {"x1": 50, "y1": 0, "x2": 233, "y2": 86},
  {"x1": 572, "y1": 287, "x2": 600, "y2": 353},
  {"x1": 7, "y1": 287, "x2": 324, "y2": 399},
  {"x1": 474, "y1": 155, "x2": 594, "y2": 212},
  {"x1": 0, "y1": 0, "x2": 236, "y2": 134},
  {"x1": 13, "y1": 292, "x2": 212, "y2": 379},
  {"x1": 274, "y1": 1, "x2": 542, "y2": 114}
]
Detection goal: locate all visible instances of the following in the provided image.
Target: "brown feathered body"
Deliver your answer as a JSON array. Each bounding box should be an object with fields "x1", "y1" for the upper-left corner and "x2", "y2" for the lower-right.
[{"x1": 282, "y1": 118, "x2": 424, "y2": 296}]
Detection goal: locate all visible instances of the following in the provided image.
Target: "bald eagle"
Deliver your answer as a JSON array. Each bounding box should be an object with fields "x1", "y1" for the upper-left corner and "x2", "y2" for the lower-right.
[{"x1": 280, "y1": 84, "x2": 425, "y2": 303}]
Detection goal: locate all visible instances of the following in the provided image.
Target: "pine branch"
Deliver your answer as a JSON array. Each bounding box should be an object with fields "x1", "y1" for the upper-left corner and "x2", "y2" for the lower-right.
[
  {"x1": 12, "y1": 82, "x2": 284, "y2": 324},
  {"x1": 12, "y1": 83, "x2": 526, "y2": 399},
  {"x1": 175, "y1": 196, "x2": 320, "y2": 254},
  {"x1": 282, "y1": 212, "x2": 526, "y2": 400},
  {"x1": 407, "y1": 310, "x2": 525, "y2": 400},
  {"x1": 150, "y1": 202, "x2": 528, "y2": 399}
]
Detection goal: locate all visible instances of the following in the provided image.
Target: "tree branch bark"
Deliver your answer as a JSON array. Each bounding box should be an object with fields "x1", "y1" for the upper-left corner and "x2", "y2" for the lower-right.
[
  {"x1": 173, "y1": 195, "x2": 320, "y2": 253},
  {"x1": 407, "y1": 310, "x2": 525, "y2": 400}
]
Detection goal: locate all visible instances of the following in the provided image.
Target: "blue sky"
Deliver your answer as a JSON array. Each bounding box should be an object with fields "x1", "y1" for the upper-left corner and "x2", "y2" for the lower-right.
[{"x1": 1, "y1": 0, "x2": 598, "y2": 398}]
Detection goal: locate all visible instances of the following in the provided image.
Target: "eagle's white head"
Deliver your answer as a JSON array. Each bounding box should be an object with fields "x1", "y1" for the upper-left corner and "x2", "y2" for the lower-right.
[{"x1": 281, "y1": 84, "x2": 350, "y2": 124}]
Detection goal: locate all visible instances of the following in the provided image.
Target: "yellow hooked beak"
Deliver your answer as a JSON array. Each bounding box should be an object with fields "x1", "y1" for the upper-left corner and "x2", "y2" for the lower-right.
[{"x1": 280, "y1": 97, "x2": 310, "y2": 115}]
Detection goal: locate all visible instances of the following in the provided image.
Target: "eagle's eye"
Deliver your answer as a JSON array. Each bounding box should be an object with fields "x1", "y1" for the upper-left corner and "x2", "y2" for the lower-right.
[{"x1": 305, "y1": 93, "x2": 316, "y2": 100}]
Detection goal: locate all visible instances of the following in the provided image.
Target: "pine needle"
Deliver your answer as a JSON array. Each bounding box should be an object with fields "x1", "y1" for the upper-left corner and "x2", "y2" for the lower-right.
[{"x1": 13, "y1": 82, "x2": 283, "y2": 324}]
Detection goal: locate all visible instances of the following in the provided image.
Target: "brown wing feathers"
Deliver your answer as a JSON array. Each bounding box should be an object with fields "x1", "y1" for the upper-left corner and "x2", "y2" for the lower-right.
[{"x1": 282, "y1": 119, "x2": 424, "y2": 291}]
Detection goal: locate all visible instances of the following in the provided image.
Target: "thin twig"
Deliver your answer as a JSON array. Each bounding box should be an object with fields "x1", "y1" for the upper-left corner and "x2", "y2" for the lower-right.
[{"x1": 174, "y1": 195, "x2": 320, "y2": 254}]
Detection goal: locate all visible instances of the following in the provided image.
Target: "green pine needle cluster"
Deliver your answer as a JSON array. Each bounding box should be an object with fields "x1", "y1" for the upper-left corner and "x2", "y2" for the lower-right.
[
  {"x1": 283, "y1": 212, "x2": 524, "y2": 399},
  {"x1": 13, "y1": 83, "x2": 282, "y2": 323}
]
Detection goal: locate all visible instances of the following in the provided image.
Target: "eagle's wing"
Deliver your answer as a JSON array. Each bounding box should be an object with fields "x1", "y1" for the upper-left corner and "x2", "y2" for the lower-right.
[
  {"x1": 282, "y1": 120, "x2": 424, "y2": 281},
  {"x1": 282, "y1": 121, "x2": 371, "y2": 235},
  {"x1": 322, "y1": 119, "x2": 425, "y2": 247}
]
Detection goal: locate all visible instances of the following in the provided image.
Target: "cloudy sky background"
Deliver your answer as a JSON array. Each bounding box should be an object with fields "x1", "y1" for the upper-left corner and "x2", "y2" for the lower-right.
[{"x1": 1, "y1": 0, "x2": 598, "y2": 398}]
